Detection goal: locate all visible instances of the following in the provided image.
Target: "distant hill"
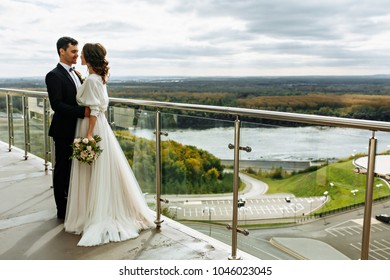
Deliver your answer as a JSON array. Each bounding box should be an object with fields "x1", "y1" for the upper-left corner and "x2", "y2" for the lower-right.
[
  {"x1": 0, "y1": 77, "x2": 45, "y2": 88},
  {"x1": 2, "y1": 75, "x2": 390, "y2": 95}
]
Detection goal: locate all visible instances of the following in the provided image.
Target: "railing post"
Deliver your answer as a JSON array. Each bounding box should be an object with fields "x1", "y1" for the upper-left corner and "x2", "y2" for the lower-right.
[
  {"x1": 43, "y1": 98, "x2": 50, "y2": 171},
  {"x1": 226, "y1": 116, "x2": 251, "y2": 260},
  {"x1": 6, "y1": 94, "x2": 14, "y2": 151},
  {"x1": 108, "y1": 106, "x2": 115, "y2": 128},
  {"x1": 22, "y1": 95, "x2": 31, "y2": 159},
  {"x1": 154, "y1": 110, "x2": 164, "y2": 228},
  {"x1": 229, "y1": 116, "x2": 241, "y2": 260},
  {"x1": 361, "y1": 131, "x2": 377, "y2": 260}
]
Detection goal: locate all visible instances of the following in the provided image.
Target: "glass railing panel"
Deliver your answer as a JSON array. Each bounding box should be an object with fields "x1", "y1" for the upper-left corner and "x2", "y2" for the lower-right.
[
  {"x1": 0, "y1": 94, "x2": 7, "y2": 144},
  {"x1": 7, "y1": 95, "x2": 24, "y2": 151},
  {"x1": 159, "y1": 113, "x2": 236, "y2": 224},
  {"x1": 27, "y1": 96, "x2": 47, "y2": 159},
  {"x1": 108, "y1": 105, "x2": 156, "y2": 209}
]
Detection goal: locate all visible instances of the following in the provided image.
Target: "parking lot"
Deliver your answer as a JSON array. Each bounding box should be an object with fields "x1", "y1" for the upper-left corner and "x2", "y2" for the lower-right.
[
  {"x1": 326, "y1": 218, "x2": 390, "y2": 260},
  {"x1": 170, "y1": 196, "x2": 326, "y2": 221}
]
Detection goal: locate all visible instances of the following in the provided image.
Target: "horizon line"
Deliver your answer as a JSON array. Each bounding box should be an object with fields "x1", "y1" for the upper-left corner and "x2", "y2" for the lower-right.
[{"x1": 1, "y1": 73, "x2": 390, "y2": 80}]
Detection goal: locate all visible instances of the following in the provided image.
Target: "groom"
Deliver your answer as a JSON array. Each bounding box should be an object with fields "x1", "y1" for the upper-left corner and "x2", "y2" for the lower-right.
[{"x1": 46, "y1": 36, "x2": 90, "y2": 220}]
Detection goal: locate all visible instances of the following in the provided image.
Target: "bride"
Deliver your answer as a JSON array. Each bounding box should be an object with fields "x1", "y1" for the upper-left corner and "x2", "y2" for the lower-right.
[{"x1": 64, "y1": 43, "x2": 155, "y2": 246}]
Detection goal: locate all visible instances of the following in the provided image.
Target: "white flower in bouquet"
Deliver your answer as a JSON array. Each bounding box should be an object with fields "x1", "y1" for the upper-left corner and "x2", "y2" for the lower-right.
[{"x1": 70, "y1": 135, "x2": 103, "y2": 165}]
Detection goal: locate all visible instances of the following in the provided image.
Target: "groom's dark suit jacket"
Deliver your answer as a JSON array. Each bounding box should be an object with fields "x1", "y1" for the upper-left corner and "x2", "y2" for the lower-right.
[
  {"x1": 46, "y1": 63, "x2": 85, "y2": 141},
  {"x1": 46, "y1": 63, "x2": 85, "y2": 218}
]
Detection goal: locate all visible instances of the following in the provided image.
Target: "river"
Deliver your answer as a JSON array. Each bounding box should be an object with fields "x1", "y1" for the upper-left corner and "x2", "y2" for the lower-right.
[
  {"x1": 128, "y1": 126, "x2": 390, "y2": 161},
  {"x1": 2, "y1": 117, "x2": 389, "y2": 162}
]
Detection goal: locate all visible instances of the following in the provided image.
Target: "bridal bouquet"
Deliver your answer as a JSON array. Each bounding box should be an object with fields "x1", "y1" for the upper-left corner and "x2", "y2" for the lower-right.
[{"x1": 70, "y1": 135, "x2": 103, "y2": 165}]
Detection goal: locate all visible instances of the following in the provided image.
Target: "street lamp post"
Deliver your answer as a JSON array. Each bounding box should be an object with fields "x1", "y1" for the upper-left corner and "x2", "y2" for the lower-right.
[
  {"x1": 321, "y1": 191, "x2": 330, "y2": 225},
  {"x1": 322, "y1": 191, "x2": 329, "y2": 207},
  {"x1": 351, "y1": 189, "x2": 359, "y2": 206},
  {"x1": 203, "y1": 207, "x2": 214, "y2": 236},
  {"x1": 323, "y1": 191, "x2": 329, "y2": 198}
]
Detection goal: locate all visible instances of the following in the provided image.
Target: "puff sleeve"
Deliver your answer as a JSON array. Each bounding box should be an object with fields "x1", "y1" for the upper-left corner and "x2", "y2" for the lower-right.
[{"x1": 76, "y1": 76, "x2": 107, "y2": 117}]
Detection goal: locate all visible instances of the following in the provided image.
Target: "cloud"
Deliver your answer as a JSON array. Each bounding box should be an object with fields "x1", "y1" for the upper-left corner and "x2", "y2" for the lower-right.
[
  {"x1": 12, "y1": 0, "x2": 58, "y2": 9},
  {"x1": 1, "y1": 0, "x2": 390, "y2": 77},
  {"x1": 79, "y1": 21, "x2": 140, "y2": 33},
  {"x1": 111, "y1": 44, "x2": 236, "y2": 60}
]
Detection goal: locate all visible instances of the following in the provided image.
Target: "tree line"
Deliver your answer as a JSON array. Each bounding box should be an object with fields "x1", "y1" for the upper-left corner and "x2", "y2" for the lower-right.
[
  {"x1": 2, "y1": 75, "x2": 390, "y2": 125},
  {"x1": 115, "y1": 130, "x2": 234, "y2": 195}
]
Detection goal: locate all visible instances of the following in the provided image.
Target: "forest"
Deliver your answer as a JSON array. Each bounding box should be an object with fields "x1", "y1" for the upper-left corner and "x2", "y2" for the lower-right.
[
  {"x1": 107, "y1": 75, "x2": 390, "y2": 126},
  {"x1": 114, "y1": 130, "x2": 234, "y2": 195}
]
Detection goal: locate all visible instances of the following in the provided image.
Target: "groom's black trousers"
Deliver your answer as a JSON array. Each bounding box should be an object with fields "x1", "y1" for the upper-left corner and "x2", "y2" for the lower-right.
[{"x1": 53, "y1": 138, "x2": 73, "y2": 219}]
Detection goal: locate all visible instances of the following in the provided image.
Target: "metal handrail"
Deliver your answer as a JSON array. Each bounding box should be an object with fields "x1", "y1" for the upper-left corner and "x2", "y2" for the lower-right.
[
  {"x1": 0, "y1": 88, "x2": 48, "y2": 98},
  {"x1": 110, "y1": 97, "x2": 390, "y2": 132},
  {"x1": 2, "y1": 87, "x2": 390, "y2": 132}
]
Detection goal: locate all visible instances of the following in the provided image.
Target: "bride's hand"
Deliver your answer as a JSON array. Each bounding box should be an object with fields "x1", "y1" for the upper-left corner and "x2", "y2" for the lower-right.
[{"x1": 87, "y1": 134, "x2": 95, "y2": 143}]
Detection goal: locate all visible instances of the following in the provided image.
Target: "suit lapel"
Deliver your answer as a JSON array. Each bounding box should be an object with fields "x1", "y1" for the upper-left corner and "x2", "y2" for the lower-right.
[{"x1": 56, "y1": 63, "x2": 77, "y2": 92}]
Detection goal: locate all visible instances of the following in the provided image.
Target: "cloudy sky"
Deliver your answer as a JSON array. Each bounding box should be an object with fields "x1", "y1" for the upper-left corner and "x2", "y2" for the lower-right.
[{"x1": 1, "y1": 0, "x2": 390, "y2": 78}]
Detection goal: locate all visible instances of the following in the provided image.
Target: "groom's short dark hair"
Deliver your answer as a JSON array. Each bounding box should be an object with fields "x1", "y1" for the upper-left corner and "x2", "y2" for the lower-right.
[{"x1": 56, "y1": 36, "x2": 78, "y2": 56}]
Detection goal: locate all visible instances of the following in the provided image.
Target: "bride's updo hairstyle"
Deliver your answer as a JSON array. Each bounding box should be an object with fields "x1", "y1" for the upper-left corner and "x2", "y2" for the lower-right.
[{"x1": 83, "y1": 43, "x2": 110, "y2": 84}]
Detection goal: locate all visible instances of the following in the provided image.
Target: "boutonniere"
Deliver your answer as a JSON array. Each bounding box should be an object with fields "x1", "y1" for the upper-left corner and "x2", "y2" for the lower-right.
[{"x1": 74, "y1": 69, "x2": 86, "y2": 83}]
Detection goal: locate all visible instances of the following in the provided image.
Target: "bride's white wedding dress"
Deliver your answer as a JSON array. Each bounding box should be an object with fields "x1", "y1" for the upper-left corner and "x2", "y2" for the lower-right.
[{"x1": 64, "y1": 74, "x2": 155, "y2": 247}]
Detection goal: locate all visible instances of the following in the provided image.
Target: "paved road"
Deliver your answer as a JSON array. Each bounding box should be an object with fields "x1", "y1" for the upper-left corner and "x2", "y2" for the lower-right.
[{"x1": 184, "y1": 199, "x2": 390, "y2": 260}]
